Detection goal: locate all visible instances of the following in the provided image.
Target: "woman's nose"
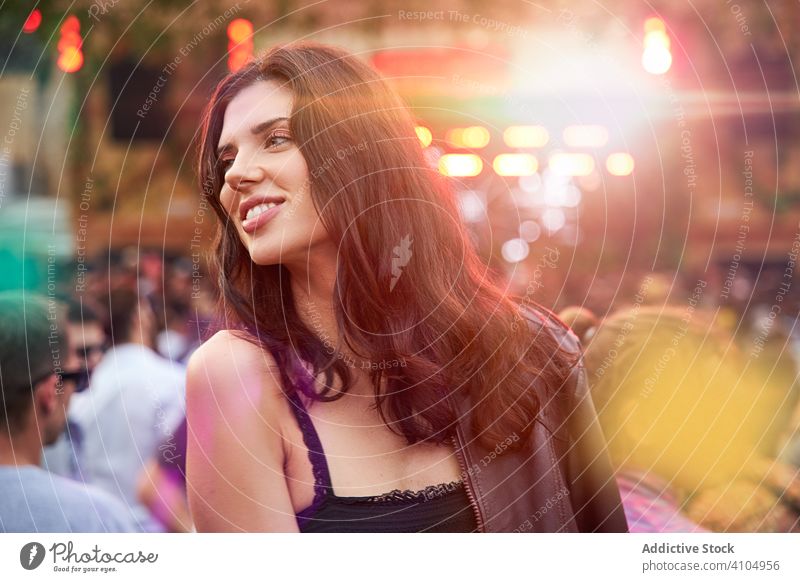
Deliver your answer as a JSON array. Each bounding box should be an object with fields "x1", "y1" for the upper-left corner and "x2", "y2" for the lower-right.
[{"x1": 224, "y1": 153, "x2": 267, "y2": 192}]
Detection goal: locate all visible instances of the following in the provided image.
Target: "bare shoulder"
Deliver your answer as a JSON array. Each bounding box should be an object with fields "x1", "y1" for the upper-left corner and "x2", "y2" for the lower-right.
[
  {"x1": 186, "y1": 330, "x2": 285, "y2": 401},
  {"x1": 185, "y1": 330, "x2": 299, "y2": 531}
]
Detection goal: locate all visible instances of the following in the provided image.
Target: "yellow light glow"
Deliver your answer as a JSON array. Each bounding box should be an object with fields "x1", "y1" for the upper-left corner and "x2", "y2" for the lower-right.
[
  {"x1": 493, "y1": 154, "x2": 538, "y2": 176},
  {"x1": 415, "y1": 126, "x2": 433, "y2": 147},
  {"x1": 642, "y1": 46, "x2": 672, "y2": 75},
  {"x1": 58, "y1": 46, "x2": 83, "y2": 73},
  {"x1": 606, "y1": 153, "x2": 635, "y2": 176},
  {"x1": 446, "y1": 126, "x2": 490, "y2": 149},
  {"x1": 548, "y1": 153, "x2": 595, "y2": 177},
  {"x1": 228, "y1": 19, "x2": 254, "y2": 43},
  {"x1": 563, "y1": 125, "x2": 609, "y2": 148},
  {"x1": 644, "y1": 17, "x2": 666, "y2": 34},
  {"x1": 503, "y1": 125, "x2": 549, "y2": 148},
  {"x1": 439, "y1": 154, "x2": 483, "y2": 177},
  {"x1": 644, "y1": 29, "x2": 671, "y2": 49}
]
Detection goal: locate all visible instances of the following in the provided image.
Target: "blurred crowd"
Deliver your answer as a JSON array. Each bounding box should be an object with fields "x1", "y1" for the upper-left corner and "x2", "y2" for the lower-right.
[
  {"x1": 561, "y1": 272, "x2": 800, "y2": 533},
  {"x1": 0, "y1": 251, "x2": 799, "y2": 533},
  {"x1": 0, "y1": 249, "x2": 214, "y2": 532}
]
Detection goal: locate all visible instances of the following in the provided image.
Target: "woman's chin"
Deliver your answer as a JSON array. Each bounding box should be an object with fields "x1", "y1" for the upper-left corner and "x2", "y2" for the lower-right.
[
  {"x1": 249, "y1": 252, "x2": 281, "y2": 267},
  {"x1": 247, "y1": 243, "x2": 296, "y2": 267}
]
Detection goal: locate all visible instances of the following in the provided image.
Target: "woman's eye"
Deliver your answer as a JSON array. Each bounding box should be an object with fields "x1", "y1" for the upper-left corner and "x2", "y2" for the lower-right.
[
  {"x1": 266, "y1": 132, "x2": 292, "y2": 149},
  {"x1": 218, "y1": 157, "x2": 234, "y2": 172}
]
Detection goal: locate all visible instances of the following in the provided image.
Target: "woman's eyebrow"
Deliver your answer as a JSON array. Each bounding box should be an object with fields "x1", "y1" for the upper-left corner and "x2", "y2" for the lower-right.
[{"x1": 217, "y1": 116, "x2": 290, "y2": 155}]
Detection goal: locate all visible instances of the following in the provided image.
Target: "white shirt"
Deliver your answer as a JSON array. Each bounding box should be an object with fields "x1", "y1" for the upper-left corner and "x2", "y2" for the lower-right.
[{"x1": 68, "y1": 343, "x2": 185, "y2": 532}]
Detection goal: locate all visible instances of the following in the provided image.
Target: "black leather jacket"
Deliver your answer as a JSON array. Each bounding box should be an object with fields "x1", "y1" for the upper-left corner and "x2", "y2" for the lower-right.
[{"x1": 451, "y1": 306, "x2": 629, "y2": 532}]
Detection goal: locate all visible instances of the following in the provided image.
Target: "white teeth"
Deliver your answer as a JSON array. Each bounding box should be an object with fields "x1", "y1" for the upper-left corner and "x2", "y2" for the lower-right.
[{"x1": 245, "y1": 201, "x2": 282, "y2": 220}]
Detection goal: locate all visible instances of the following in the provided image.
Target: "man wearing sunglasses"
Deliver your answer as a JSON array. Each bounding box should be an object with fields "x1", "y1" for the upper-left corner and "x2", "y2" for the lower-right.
[
  {"x1": 0, "y1": 292, "x2": 135, "y2": 532},
  {"x1": 42, "y1": 299, "x2": 106, "y2": 479}
]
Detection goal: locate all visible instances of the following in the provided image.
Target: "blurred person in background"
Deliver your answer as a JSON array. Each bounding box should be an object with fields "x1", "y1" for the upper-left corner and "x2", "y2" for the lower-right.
[
  {"x1": 68, "y1": 287, "x2": 185, "y2": 532},
  {"x1": 42, "y1": 298, "x2": 106, "y2": 479},
  {"x1": 585, "y1": 306, "x2": 799, "y2": 532},
  {"x1": 138, "y1": 417, "x2": 192, "y2": 533},
  {"x1": 558, "y1": 306, "x2": 599, "y2": 345},
  {"x1": 0, "y1": 292, "x2": 134, "y2": 532}
]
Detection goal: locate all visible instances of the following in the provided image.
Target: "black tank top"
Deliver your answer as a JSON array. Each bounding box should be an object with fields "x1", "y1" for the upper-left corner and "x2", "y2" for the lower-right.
[{"x1": 286, "y1": 389, "x2": 478, "y2": 533}]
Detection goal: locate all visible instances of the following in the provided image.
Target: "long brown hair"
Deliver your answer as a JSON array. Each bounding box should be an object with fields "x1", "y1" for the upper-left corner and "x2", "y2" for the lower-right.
[{"x1": 198, "y1": 42, "x2": 573, "y2": 451}]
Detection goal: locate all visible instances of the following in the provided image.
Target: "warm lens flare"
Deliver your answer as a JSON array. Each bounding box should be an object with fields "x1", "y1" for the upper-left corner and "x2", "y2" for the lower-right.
[
  {"x1": 62, "y1": 15, "x2": 80, "y2": 34},
  {"x1": 227, "y1": 18, "x2": 254, "y2": 43},
  {"x1": 642, "y1": 17, "x2": 672, "y2": 74},
  {"x1": 644, "y1": 16, "x2": 667, "y2": 34},
  {"x1": 548, "y1": 153, "x2": 595, "y2": 176},
  {"x1": 642, "y1": 46, "x2": 672, "y2": 74},
  {"x1": 57, "y1": 46, "x2": 84, "y2": 73},
  {"x1": 227, "y1": 50, "x2": 251, "y2": 73},
  {"x1": 446, "y1": 126, "x2": 490, "y2": 149},
  {"x1": 606, "y1": 152, "x2": 635, "y2": 176},
  {"x1": 415, "y1": 126, "x2": 433, "y2": 148},
  {"x1": 227, "y1": 19, "x2": 254, "y2": 72},
  {"x1": 493, "y1": 154, "x2": 538, "y2": 176},
  {"x1": 503, "y1": 125, "x2": 549, "y2": 148},
  {"x1": 563, "y1": 125, "x2": 609, "y2": 148},
  {"x1": 439, "y1": 154, "x2": 483, "y2": 177}
]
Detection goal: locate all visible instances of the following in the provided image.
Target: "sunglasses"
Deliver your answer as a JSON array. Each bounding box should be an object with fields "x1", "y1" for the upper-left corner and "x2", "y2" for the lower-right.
[
  {"x1": 75, "y1": 344, "x2": 107, "y2": 361},
  {"x1": 30, "y1": 367, "x2": 91, "y2": 394},
  {"x1": 57, "y1": 368, "x2": 92, "y2": 393}
]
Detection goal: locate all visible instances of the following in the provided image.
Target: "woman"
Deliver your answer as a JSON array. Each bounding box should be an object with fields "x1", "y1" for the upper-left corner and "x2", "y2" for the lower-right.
[{"x1": 186, "y1": 42, "x2": 626, "y2": 533}]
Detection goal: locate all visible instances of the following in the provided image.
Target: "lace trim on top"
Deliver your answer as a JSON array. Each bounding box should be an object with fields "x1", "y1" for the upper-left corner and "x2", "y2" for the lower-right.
[
  {"x1": 286, "y1": 389, "x2": 466, "y2": 515},
  {"x1": 332, "y1": 480, "x2": 465, "y2": 505}
]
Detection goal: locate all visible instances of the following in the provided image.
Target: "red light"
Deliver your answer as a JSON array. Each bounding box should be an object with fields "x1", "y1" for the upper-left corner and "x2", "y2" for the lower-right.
[
  {"x1": 62, "y1": 15, "x2": 80, "y2": 34},
  {"x1": 57, "y1": 16, "x2": 83, "y2": 73},
  {"x1": 23, "y1": 9, "x2": 42, "y2": 34},
  {"x1": 227, "y1": 18, "x2": 253, "y2": 72},
  {"x1": 57, "y1": 31, "x2": 83, "y2": 52},
  {"x1": 227, "y1": 19, "x2": 253, "y2": 44},
  {"x1": 228, "y1": 50, "x2": 251, "y2": 73},
  {"x1": 58, "y1": 46, "x2": 84, "y2": 73}
]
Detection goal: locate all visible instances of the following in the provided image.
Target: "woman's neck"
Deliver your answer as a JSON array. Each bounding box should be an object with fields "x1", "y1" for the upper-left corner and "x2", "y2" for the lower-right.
[{"x1": 287, "y1": 256, "x2": 380, "y2": 396}]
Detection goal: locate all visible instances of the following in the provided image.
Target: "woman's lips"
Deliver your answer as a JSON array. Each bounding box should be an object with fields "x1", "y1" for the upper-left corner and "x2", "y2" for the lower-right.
[{"x1": 241, "y1": 202, "x2": 284, "y2": 233}]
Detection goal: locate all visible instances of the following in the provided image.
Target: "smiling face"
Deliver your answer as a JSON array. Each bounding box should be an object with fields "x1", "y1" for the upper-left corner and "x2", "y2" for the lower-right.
[{"x1": 217, "y1": 80, "x2": 330, "y2": 267}]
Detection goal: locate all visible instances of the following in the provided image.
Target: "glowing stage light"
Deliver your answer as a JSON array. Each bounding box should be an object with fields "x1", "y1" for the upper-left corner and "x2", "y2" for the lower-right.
[
  {"x1": 563, "y1": 125, "x2": 608, "y2": 148},
  {"x1": 519, "y1": 220, "x2": 541, "y2": 242},
  {"x1": 62, "y1": 15, "x2": 80, "y2": 33},
  {"x1": 57, "y1": 46, "x2": 84, "y2": 73},
  {"x1": 227, "y1": 18, "x2": 254, "y2": 72},
  {"x1": 438, "y1": 154, "x2": 483, "y2": 177},
  {"x1": 642, "y1": 47, "x2": 672, "y2": 75},
  {"x1": 642, "y1": 17, "x2": 672, "y2": 75},
  {"x1": 548, "y1": 153, "x2": 595, "y2": 177},
  {"x1": 644, "y1": 17, "x2": 666, "y2": 33},
  {"x1": 23, "y1": 10, "x2": 42, "y2": 33},
  {"x1": 501, "y1": 238, "x2": 530, "y2": 263},
  {"x1": 458, "y1": 191, "x2": 486, "y2": 223},
  {"x1": 446, "y1": 126, "x2": 490, "y2": 149},
  {"x1": 606, "y1": 152, "x2": 635, "y2": 176},
  {"x1": 503, "y1": 125, "x2": 549, "y2": 148},
  {"x1": 493, "y1": 154, "x2": 538, "y2": 176},
  {"x1": 415, "y1": 126, "x2": 433, "y2": 147},
  {"x1": 541, "y1": 208, "x2": 566, "y2": 232},
  {"x1": 228, "y1": 18, "x2": 254, "y2": 43},
  {"x1": 57, "y1": 16, "x2": 83, "y2": 73}
]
